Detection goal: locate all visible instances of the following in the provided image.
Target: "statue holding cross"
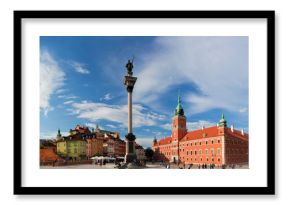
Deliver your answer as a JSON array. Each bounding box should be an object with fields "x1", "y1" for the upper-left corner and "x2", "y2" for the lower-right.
[{"x1": 125, "y1": 58, "x2": 134, "y2": 76}]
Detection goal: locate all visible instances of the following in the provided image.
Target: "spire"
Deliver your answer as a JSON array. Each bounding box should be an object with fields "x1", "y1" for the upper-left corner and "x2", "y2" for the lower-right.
[
  {"x1": 175, "y1": 92, "x2": 184, "y2": 116},
  {"x1": 218, "y1": 113, "x2": 227, "y2": 127},
  {"x1": 56, "y1": 129, "x2": 62, "y2": 139},
  {"x1": 153, "y1": 136, "x2": 157, "y2": 144},
  {"x1": 95, "y1": 124, "x2": 100, "y2": 133},
  {"x1": 57, "y1": 129, "x2": 61, "y2": 136}
]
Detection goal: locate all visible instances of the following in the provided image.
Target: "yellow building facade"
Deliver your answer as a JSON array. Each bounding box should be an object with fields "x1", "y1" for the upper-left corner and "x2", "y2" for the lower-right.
[{"x1": 57, "y1": 136, "x2": 86, "y2": 160}]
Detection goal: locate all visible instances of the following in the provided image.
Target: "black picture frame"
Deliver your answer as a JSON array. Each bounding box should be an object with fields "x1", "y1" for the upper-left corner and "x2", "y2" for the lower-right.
[{"x1": 14, "y1": 10, "x2": 275, "y2": 195}]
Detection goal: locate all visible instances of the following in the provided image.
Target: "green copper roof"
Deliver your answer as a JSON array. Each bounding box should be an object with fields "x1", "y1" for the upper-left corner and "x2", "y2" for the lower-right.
[
  {"x1": 56, "y1": 129, "x2": 62, "y2": 138},
  {"x1": 175, "y1": 94, "x2": 184, "y2": 116},
  {"x1": 218, "y1": 113, "x2": 227, "y2": 127}
]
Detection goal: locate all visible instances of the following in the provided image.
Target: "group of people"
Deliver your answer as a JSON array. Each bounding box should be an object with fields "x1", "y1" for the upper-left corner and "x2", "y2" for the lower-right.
[
  {"x1": 179, "y1": 163, "x2": 193, "y2": 169},
  {"x1": 198, "y1": 163, "x2": 216, "y2": 169},
  {"x1": 159, "y1": 160, "x2": 240, "y2": 169},
  {"x1": 92, "y1": 159, "x2": 107, "y2": 166}
]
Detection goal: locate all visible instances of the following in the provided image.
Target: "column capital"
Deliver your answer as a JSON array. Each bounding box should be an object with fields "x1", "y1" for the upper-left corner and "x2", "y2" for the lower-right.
[
  {"x1": 127, "y1": 86, "x2": 134, "y2": 93},
  {"x1": 125, "y1": 133, "x2": 136, "y2": 141}
]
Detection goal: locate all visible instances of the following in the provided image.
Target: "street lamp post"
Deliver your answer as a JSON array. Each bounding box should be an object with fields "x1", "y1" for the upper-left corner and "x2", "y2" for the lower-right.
[{"x1": 123, "y1": 59, "x2": 137, "y2": 163}]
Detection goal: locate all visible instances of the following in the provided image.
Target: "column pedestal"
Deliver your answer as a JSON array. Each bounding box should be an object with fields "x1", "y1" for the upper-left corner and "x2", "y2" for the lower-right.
[{"x1": 125, "y1": 133, "x2": 136, "y2": 163}]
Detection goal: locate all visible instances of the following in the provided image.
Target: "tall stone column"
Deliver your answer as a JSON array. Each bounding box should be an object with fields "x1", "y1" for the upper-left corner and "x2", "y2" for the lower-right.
[
  {"x1": 128, "y1": 92, "x2": 132, "y2": 133},
  {"x1": 123, "y1": 59, "x2": 137, "y2": 163}
]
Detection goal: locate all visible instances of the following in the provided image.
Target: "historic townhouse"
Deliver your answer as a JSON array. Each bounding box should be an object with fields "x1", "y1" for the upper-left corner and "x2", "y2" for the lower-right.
[
  {"x1": 85, "y1": 133, "x2": 104, "y2": 157},
  {"x1": 56, "y1": 133, "x2": 87, "y2": 160},
  {"x1": 56, "y1": 125, "x2": 145, "y2": 160},
  {"x1": 135, "y1": 144, "x2": 146, "y2": 161},
  {"x1": 56, "y1": 125, "x2": 104, "y2": 159},
  {"x1": 152, "y1": 96, "x2": 248, "y2": 166}
]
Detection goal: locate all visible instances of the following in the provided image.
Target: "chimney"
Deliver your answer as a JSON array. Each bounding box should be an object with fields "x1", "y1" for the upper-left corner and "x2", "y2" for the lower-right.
[
  {"x1": 241, "y1": 129, "x2": 244, "y2": 135},
  {"x1": 231, "y1": 124, "x2": 234, "y2": 132},
  {"x1": 202, "y1": 125, "x2": 204, "y2": 130}
]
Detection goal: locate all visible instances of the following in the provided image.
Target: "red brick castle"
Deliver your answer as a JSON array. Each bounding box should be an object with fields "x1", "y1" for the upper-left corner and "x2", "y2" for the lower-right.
[{"x1": 152, "y1": 95, "x2": 249, "y2": 166}]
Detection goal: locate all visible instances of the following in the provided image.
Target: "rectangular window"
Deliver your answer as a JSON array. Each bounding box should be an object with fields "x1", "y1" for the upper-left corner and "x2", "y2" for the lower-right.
[
  {"x1": 211, "y1": 148, "x2": 214, "y2": 155},
  {"x1": 205, "y1": 149, "x2": 208, "y2": 155},
  {"x1": 217, "y1": 148, "x2": 221, "y2": 155},
  {"x1": 199, "y1": 149, "x2": 202, "y2": 155}
]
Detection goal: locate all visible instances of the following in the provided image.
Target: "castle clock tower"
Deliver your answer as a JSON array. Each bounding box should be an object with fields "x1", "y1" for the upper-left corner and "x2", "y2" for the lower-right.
[{"x1": 171, "y1": 94, "x2": 187, "y2": 163}]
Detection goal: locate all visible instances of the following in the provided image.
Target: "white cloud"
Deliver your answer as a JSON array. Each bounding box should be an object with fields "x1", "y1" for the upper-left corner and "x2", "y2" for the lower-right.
[
  {"x1": 40, "y1": 50, "x2": 65, "y2": 115},
  {"x1": 40, "y1": 131, "x2": 69, "y2": 139},
  {"x1": 100, "y1": 93, "x2": 113, "y2": 101},
  {"x1": 160, "y1": 120, "x2": 215, "y2": 132},
  {"x1": 70, "y1": 61, "x2": 90, "y2": 74},
  {"x1": 85, "y1": 122, "x2": 97, "y2": 129},
  {"x1": 134, "y1": 36, "x2": 248, "y2": 114},
  {"x1": 58, "y1": 95, "x2": 78, "y2": 99},
  {"x1": 186, "y1": 120, "x2": 216, "y2": 131},
  {"x1": 55, "y1": 88, "x2": 68, "y2": 94},
  {"x1": 136, "y1": 137, "x2": 154, "y2": 149},
  {"x1": 63, "y1": 100, "x2": 74, "y2": 105},
  {"x1": 69, "y1": 101, "x2": 166, "y2": 128},
  {"x1": 106, "y1": 124, "x2": 118, "y2": 129},
  {"x1": 239, "y1": 107, "x2": 248, "y2": 113},
  {"x1": 152, "y1": 131, "x2": 169, "y2": 138},
  {"x1": 160, "y1": 123, "x2": 172, "y2": 130}
]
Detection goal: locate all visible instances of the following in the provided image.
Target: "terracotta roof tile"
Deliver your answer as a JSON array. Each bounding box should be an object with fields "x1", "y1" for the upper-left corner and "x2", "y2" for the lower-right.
[
  {"x1": 181, "y1": 126, "x2": 219, "y2": 141},
  {"x1": 225, "y1": 128, "x2": 248, "y2": 141},
  {"x1": 158, "y1": 137, "x2": 172, "y2": 145},
  {"x1": 40, "y1": 148, "x2": 62, "y2": 161},
  {"x1": 180, "y1": 126, "x2": 248, "y2": 142}
]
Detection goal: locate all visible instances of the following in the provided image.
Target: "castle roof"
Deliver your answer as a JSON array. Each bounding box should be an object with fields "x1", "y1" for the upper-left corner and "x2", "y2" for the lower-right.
[
  {"x1": 180, "y1": 126, "x2": 248, "y2": 142},
  {"x1": 225, "y1": 128, "x2": 248, "y2": 140},
  {"x1": 154, "y1": 126, "x2": 248, "y2": 145},
  {"x1": 157, "y1": 137, "x2": 172, "y2": 145},
  {"x1": 181, "y1": 126, "x2": 219, "y2": 142}
]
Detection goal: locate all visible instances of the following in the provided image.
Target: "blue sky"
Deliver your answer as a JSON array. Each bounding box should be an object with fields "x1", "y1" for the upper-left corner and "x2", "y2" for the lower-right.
[{"x1": 40, "y1": 36, "x2": 248, "y2": 148}]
